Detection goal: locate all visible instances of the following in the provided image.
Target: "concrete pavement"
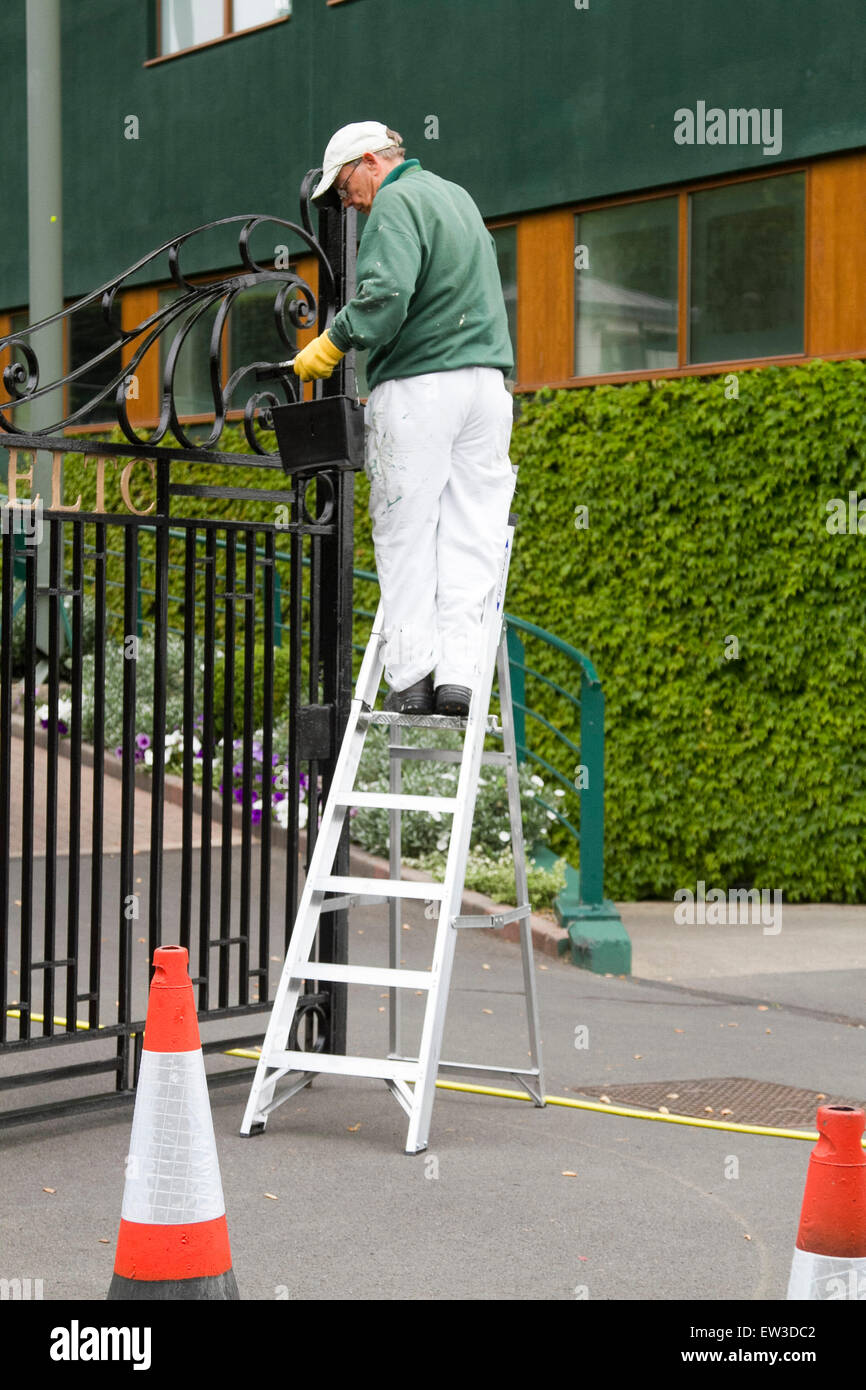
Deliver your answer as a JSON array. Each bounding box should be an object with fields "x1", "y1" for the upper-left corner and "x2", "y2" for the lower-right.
[
  {"x1": 3, "y1": 838, "x2": 866, "y2": 1301},
  {"x1": 4, "y1": 718, "x2": 866, "y2": 1301}
]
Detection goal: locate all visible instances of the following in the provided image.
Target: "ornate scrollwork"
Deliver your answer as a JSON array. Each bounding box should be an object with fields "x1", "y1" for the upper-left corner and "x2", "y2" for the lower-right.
[{"x1": 0, "y1": 172, "x2": 339, "y2": 456}]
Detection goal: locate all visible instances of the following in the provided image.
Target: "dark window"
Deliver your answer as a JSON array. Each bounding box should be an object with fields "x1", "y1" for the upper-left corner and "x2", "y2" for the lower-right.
[
  {"x1": 68, "y1": 299, "x2": 123, "y2": 425},
  {"x1": 688, "y1": 173, "x2": 805, "y2": 364},
  {"x1": 227, "y1": 281, "x2": 298, "y2": 390},
  {"x1": 160, "y1": 278, "x2": 303, "y2": 418},
  {"x1": 5, "y1": 310, "x2": 32, "y2": 431},
  {"x1": 490, "y1": 224, "x2": 517, "y2": 381}
]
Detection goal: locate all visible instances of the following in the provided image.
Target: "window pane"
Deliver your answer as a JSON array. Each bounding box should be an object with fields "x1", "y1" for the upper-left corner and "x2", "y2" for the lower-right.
[
  {"x1": 228, "y1": 282, "x2": 297, "y2": 388},
  {"x1": 4, "y1": 310, "x2": 31, "y2": 431},
  {"x1": 689, "y1": 173, "x2": 805, "y2": 364},
  {"x1": 69, "y1": 300, "x2": 122, "y2": 424},
  {"x1": 232, "y1": 0, "x2": 288, "y2": 30},
  {"x1": 161, "y1": 0, "x2": 223, "y2": 54},
  {"x1": 159, "y1": 290, "x2": 221, "y2": 419},
  {"x1": 574, "y1": 199, "x2": 678, "y2": 376},
  {"x1": 490, "y1": 225, "x2": 517, "y2": 381}
]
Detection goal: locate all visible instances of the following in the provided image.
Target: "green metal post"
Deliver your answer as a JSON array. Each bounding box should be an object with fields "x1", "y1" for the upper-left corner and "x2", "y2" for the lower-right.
[
  {"x1": 554, "y1": 667, "x2": 628, "y2": 973},
  {"x1": 578, "y1": 672, "x2": 605, "y2": 906},
  {"x1": 505, "y1": 623, "x2": 526, "y2": 762}
]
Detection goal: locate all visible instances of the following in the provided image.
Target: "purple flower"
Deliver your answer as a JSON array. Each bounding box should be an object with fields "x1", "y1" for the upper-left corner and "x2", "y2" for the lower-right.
[
  {"x1": 115, "y1": 746, "x2": 123, "y2": 759},
  {"x1": 233, "y1": 787, "x2": 245, "y2": 805},
  {"x1": 299, "y1": 774, "x2": 309, "y2": 792},
  {"x1": 136, "y1": 733, "x2": 151, "y2": 751},
  {"x1": 233, "y1": 761, "x2": 244, "y2": 776},
  {"x1": 57, "y1": 721, "x2": 68, "y2": 735},
  {"x1": 251, "y1": 807, "x2": 262, "y2": 825},
  {"x1": 252, "y1": 741, "x2": 263, "y2": 761}
]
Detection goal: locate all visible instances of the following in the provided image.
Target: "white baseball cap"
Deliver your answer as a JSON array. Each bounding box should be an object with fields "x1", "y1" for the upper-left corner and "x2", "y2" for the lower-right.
[{"x1": 312, "y1": 121, "x2": 398, "y2": 199}]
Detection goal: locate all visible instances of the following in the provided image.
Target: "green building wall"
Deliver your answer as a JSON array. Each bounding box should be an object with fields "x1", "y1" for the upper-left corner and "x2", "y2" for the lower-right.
[{"x1": 1, "y1": 0, "x2": 865, "y2": 309}]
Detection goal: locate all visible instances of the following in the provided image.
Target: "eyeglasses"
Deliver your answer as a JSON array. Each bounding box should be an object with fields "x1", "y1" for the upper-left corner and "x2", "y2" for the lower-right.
[{"x1": 336, "y1": 159, "x2": 363, "y2": 202}]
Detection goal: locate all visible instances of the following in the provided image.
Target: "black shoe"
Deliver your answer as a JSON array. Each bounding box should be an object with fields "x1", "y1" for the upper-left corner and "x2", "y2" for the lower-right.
[
  {"x1": 434, "y1": 684, "x2": 472, "y2": 716},
  {"x1": 383, "y1": 674, "x2": 434, "y2": 714}
]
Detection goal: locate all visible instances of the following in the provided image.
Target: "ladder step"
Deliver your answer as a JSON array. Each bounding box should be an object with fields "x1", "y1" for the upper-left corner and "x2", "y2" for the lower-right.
[
  {"x1": 289, "y1": 962, "x2": 432, "y2": 990},
  {"x1": 333, "y1": 791, "x2": 458, "y2": 813},
  {"x1": 268, "y1": 1050, "x2": 420, "y2": 1083},
  {"x1": 318, "y1": 875, "x2": 446, "y2": 901},
  {"x1": 318, "y1": 893, "x2": 389, "y2": 914},
  {"x1": 389, "y1": 747, "x2": 510, "y2": 766}
]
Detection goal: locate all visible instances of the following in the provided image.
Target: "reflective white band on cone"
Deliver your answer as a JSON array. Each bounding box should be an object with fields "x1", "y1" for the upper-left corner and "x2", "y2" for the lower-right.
[
  {"x1": 787, "y1": 1248, "x2": 866, "y2": 1300},
  {"x1": 123, "y1": 1049, "x2": 226, "y2": 1225}
]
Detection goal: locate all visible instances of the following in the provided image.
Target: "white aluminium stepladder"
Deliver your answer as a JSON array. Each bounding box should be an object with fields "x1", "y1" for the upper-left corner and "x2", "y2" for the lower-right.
[{"x1": 241, "y1": 522, "x2": 544, "y2": 1153}]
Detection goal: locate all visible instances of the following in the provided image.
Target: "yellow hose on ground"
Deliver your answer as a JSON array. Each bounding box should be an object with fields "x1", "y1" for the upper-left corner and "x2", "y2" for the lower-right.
[{"x1": 223, "y1": 1047, "x2": 825, "y2": 1143}]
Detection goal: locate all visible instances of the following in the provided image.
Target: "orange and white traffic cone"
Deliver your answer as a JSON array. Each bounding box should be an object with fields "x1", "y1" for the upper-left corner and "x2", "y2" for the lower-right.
[
  {"x1": 787, "y1": 1104, "x2": 866, "y2": 1300},
  {"x1": 108, "y1": 946, "x2": 239, "y2": 1300}
]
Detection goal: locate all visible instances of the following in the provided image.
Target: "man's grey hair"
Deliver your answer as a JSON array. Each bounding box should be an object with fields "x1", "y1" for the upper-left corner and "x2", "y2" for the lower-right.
[{"x1": 378, "y1": 128, "x2": 406, "y2": 161}]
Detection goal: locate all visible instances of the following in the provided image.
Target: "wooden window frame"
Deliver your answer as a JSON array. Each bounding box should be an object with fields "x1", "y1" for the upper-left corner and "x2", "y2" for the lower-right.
[
  {"x1": 515, "y1": 159, "x2": 814, "y2": 394},
  {"x1": 146, "y1": 0, "x2": 290, "y2": 67}
]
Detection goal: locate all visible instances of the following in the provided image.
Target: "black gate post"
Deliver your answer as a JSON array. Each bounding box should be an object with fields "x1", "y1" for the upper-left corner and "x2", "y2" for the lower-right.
[{"x1": 314, "y1": 200, "x2": 360, "y2": 1058}]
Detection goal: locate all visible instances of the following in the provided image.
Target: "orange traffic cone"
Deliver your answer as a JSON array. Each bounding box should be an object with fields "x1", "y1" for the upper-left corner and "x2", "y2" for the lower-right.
[
  {"x1": 108, "y1": 946, "x2": 239, "y2": 1300},
  {"x1": 787, "y1": 1104, "x2": 866, "y2": 1300}
]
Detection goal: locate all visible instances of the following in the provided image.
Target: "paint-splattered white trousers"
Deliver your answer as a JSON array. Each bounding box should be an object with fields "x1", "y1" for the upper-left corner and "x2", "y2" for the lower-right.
[{"x1": 364, "y1": 365, "x2": 516, "y2": 692}]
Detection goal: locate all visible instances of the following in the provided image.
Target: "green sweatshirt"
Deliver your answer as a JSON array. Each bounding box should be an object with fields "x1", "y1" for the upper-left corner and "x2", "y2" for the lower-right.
[{"x1": 328, "y1": 160, "x2": 513, "y2": 390}]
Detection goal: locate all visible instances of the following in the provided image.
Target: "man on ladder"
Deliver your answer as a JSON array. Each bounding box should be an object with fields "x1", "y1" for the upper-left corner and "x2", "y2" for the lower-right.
[
  {"x1": 241, "y1": 123, "x2": 541, "y2": 1156},
  {"x1": 293, "y1": 120, "x2": 516, "y2": 717}
]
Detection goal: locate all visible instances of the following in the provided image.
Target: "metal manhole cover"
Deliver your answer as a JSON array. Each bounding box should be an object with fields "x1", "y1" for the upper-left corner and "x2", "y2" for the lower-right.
[{"x1": 574, "y1": 1077, "x2": 863, "y2": 1128}]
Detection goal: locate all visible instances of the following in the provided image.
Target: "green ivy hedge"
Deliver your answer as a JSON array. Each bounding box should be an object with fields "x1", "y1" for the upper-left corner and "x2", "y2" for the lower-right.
[
  {"x1": 13, "y1": 359, "x2": 866, "y2": 902},
  {"x1": 505, "y1": 359, "x2": 866, "y2": 903}
]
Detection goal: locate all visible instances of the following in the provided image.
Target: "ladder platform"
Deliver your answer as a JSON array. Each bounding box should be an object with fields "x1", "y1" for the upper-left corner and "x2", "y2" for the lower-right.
[
  {"x1": 289, "y1": 962, "x2": 432, "y2": 990},
  {"x1": 319, "y1": 875, "x2": 446, "y2": 900},
  {"x1": 360, "y1": 709, "x2": 501, "y2": 733},
  {"x1": 268, "y1": 1050, "x2": 420, "y2": 1083},
  {"x1": 333, "y1": 790, "x2": 458, "y2": 813}
]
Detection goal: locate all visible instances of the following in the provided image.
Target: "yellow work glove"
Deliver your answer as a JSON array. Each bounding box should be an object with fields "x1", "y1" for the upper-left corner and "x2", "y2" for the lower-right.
[{"x1": 293, "y1": 332, "x2": 345, "y2": 382}]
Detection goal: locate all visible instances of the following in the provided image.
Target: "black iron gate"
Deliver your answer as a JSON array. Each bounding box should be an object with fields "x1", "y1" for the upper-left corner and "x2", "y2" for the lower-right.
[{"x1": 0, "y1": 173, "x2": 362, "y2": 1124}]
